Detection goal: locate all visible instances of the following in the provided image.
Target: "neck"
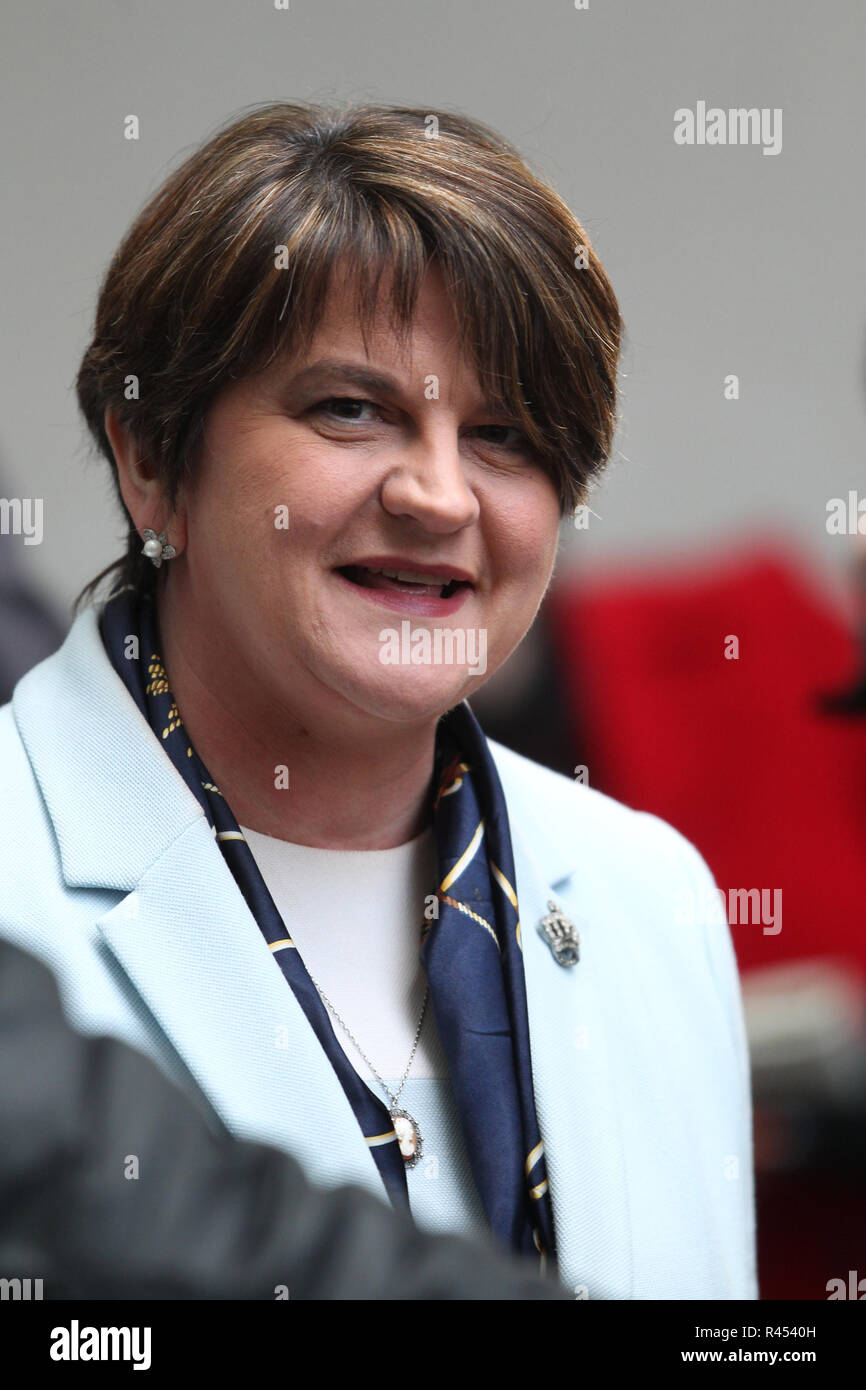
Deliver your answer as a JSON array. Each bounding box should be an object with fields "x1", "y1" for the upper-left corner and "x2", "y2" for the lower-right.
[{"x1": 153, "y1": 589, "x2": 438, "y2": 850}]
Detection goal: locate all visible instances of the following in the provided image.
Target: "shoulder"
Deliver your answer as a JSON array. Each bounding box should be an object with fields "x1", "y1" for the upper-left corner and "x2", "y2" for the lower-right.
[
  {"x1": 488, "y1": 736, "x2": 739, "y2": 1016},
  {"x1": 488, "y1": 735, "x2": 710, "y2": 882},
  {"x1": 488, "y1": 736, "x2": 632, "y2": 833},
  {"x1": 0, "y1": 697, "x2": 61, "y2": 882},
  {"x1": 0, "y1": 698, "x2": 41, "y2": 808}
]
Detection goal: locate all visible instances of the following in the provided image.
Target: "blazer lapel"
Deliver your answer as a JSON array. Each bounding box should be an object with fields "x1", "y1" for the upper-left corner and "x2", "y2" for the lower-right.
[
  {"x1": 493, "y1": 746, "x2": 634, "y2": 1298},
  {"x1": 13, "y1": 606, "x2": 387, "y2": 1202},
  {"x1": 95, "y1": 819, "x2": 390, "y2": 1199}
]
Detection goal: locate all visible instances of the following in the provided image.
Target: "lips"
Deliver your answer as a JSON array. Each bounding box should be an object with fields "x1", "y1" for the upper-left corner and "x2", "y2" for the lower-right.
[
  {"x1": 334, "y1": 559, "x2": 475, "y2": 616},
  {"x1": 339, "y1": 565, "x2": 468, "y2": 598}
]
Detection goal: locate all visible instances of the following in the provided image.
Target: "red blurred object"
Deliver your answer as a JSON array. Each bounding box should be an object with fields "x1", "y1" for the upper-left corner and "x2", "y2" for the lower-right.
[{"x1": 547, "y1": 541, "x2": 866, "y2": 1299}]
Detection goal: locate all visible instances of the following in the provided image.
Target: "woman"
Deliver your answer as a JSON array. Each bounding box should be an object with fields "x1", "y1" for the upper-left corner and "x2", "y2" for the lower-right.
[{"x1": 0, "y1": 102, "x2": 757, "y2": 1298}]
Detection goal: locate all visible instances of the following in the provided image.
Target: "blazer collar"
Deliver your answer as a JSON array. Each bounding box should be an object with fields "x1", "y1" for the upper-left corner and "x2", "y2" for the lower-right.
[
  {"x1": 13, "y1": 604, "x2": 207, "y2": 889},
  {"x1": 486, "y1": 737, "x2": 577, "y2": 891}
]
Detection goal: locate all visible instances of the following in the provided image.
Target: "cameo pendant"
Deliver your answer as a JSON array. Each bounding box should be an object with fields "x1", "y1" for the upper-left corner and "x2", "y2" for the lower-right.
[{"x1": 390, "y1": 1108, "x2": 423, "y2": 1167}]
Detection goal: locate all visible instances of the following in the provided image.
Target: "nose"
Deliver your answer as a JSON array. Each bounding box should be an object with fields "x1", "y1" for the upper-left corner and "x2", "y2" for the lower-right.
[{"x1": 379, "y1": 427, "x2": 480, "y2": 533}]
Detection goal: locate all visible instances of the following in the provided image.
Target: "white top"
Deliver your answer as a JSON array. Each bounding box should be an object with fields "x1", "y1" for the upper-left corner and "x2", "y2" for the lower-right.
[
  {"x1": 239, "y1": 823, "x2": 445, "y2": 1079},
  {"x1": 239, "y1": 822, "x2": 489, "y2": 1239}
]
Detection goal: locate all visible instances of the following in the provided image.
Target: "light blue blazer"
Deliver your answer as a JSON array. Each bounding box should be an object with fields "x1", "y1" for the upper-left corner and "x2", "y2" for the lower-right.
[{"x1": 0, "y1": 605, "x2": 758, "y2": 1299}]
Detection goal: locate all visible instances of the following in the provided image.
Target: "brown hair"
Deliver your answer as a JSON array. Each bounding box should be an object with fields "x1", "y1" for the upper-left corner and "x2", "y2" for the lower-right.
[{"x1": 75, "y1": 100, "x2": 622, "y2": 609}]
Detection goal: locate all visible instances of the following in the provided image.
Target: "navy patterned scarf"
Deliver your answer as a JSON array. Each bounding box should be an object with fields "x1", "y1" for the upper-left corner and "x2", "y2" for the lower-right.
[{"x1": 100, "y1": 585, "x2": 556, "y2": 1266}]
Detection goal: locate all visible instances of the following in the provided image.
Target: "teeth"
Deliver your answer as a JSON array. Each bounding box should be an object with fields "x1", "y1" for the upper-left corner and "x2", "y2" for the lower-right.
[{"x1": 366, "y1": 566, "x2": 454, "y2": 586}]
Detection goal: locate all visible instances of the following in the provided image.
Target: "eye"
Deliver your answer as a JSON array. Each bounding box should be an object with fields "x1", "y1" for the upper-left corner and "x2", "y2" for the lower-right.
[
  {"x1": 310, "y1": 396, "x2": 381, "y2": 422},
  {"x1": 471, "y1": 423, "x2": 530, "y2": 451}
]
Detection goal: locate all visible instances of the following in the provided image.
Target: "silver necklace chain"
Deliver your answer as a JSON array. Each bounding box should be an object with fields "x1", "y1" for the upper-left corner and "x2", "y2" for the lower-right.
[{"x1": 308, "y1": 973, "x2": 430, "y2": 1110}]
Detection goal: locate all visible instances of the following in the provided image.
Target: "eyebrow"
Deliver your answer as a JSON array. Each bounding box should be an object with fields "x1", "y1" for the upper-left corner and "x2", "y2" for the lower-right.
[
  {"x1": 286, "y1": 359, "x2": 408, "y2": 397},
  {"x1": 285, "y1": 357, "x2": 502, "y2": 414}
]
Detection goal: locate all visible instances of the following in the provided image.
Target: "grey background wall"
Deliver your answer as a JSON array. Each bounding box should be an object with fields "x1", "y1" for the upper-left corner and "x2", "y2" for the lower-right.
[{"x1": 1, "y1": 0, "x2": 863, "y2": 622}]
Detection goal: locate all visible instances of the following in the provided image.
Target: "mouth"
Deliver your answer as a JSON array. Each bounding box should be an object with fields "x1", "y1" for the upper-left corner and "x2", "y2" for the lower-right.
[{"x1": 336, "y1": 564, "x2": 473, "y2": 600}]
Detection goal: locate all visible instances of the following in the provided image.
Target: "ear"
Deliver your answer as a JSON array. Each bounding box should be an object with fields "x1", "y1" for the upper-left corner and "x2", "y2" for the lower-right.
[{"x1": 104, "y1": 407, "x2": 188, "y2": 554}]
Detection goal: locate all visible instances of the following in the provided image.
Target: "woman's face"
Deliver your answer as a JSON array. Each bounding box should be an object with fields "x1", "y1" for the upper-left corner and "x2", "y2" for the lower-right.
[{"x1": 172, "y1": 262, "x2": 562, "y2": 730}]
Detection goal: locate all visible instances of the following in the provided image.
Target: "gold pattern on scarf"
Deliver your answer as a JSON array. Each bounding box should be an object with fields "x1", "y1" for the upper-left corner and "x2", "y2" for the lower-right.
[{"x1": 144, "y1": 652, "x2": 190, "y2": 749}]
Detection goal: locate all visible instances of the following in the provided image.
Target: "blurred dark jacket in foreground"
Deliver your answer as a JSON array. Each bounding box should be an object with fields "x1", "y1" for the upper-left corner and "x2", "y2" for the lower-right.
[{"x1": 0, "y1": 938, "x2": 569, "y2": 1301}]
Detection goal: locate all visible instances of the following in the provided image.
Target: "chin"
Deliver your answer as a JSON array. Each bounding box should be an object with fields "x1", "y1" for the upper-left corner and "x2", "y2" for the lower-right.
[{"x1": 334, "y1": 666, "x2": 478, "y2": 726}]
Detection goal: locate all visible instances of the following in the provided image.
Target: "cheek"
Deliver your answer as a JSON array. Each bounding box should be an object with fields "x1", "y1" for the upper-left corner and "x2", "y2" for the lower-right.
[
  {"x1": 477, "y1": 498, "x2": 559, "y2": 674},
  {"x1": 221, "y1": 429, "x2": 367, "y2": 544},
  {"x1": 188, "y1": 434, "x2": 311, "y2": 570},
  {"x1": 487, "y1": 486, "x2": 560, "y2": 595}
]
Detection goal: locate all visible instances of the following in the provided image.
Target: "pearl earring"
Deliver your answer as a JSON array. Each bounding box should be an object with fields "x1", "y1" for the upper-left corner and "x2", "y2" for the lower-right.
[{"x1": 141, "y1": 528, "x2": 177, "y2": 569}]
